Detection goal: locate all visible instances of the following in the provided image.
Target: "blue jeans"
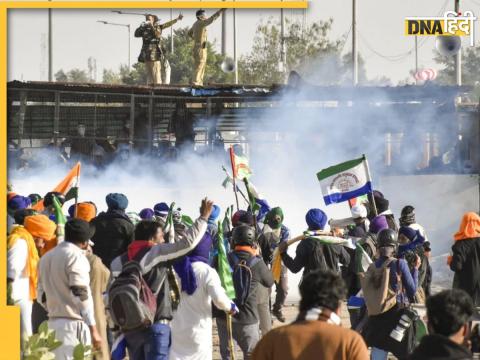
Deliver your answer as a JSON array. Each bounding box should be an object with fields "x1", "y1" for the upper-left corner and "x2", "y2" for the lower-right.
[
  {"x1": 370, "y1": 347, "x2": 388, "y2": 360},
  {"x1": 125, "y1": 323, "x2": 171, "y2": 360}
]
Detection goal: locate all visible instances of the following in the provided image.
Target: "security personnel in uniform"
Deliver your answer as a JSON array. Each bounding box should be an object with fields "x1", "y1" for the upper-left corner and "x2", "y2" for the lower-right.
[
  {"x1": 135, "y1": 13, "x2": 183, "y2": 85},
  {"x1": 188, "y1": 9, "x2": 225, "y2": 86}
]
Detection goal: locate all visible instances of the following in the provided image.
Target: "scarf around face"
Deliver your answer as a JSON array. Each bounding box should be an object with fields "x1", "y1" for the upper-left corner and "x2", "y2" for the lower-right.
[{"x1": 173, "y1": 233, "x2": 212, "y2": 295}]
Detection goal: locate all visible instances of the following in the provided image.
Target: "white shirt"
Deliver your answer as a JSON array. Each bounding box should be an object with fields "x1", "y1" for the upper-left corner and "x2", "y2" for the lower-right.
[
  {"x1": 7, "y1": 238, "x2": 30, "y2": 302},
  {"x1": 170, "y1": 262, "x2": 232, "y2": 360}
]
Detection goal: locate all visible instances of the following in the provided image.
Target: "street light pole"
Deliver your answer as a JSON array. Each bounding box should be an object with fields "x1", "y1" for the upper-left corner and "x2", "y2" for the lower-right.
[
  {"x1": 170, "y1": 1, "x2": 174, "y2": 54},
  {"x1": 352, "y1": 0, "x2": 358, "y2": 86},
  {"x1": 233, "y1": 8, "x2": 238, "y2": 84},
  {"x1": 97, "y1": 21, "x2": 131, "y2": 68},
  {"x1": 127, "y1": 24, "x2": 131, "y2": 68},
  {"x1": 48, "y1": 6, "x2": 52, "y2": 81}
]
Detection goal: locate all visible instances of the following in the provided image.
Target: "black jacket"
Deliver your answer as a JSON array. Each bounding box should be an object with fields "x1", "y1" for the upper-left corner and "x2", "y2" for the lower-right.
[
  {"x1": 227, "y1": 250, "x2": 274, "y2": 325},
  {"x1": 91, "y1": 209, "x2": 134, "y2": 267},
  {"x1": 409, "y1": 334, "x2": 472, "y2": 360},
  {"x1": 450, "y1": 237, "x2": 480, "y2": 306},
  {"x1": 281, "y1": 237, "x2": 350, "y2": 277}
]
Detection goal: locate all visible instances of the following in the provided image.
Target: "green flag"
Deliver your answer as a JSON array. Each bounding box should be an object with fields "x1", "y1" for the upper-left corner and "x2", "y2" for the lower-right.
[
  {"x1": 164, "y1": 202, "x2": 176, "y2": 243},
  {"x1": 52, "y1": 196, "x2": 66, "y2": 242},
  {"x1": 217, "y1": 217, "x2": 235, "y2": 300},
  {"x1": 355, "y1": 243, "x2": 373, "y2": 273}
]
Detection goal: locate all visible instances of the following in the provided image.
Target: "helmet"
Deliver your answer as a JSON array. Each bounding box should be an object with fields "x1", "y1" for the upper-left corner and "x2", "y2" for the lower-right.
[
  {"x1": 232, "y1": 225, "x2": 255, "y2": 246},
  {"x1": 377, "y1": 229, "x2": 398, "y2": 248},
  {"x1": 43, "y1": 191, "x2": 66, "y2": 207}
]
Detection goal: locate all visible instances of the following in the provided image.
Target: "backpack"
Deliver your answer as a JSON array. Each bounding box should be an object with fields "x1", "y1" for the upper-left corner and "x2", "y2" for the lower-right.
[
  {"x1": 228, "y1": 252, "x2": 260, "y2": 307},
  {"x1": 108, "y1": 259, "x2": 157, "y2": 331},
  {"x1": 359, "y1": 258, "x2": 401, "y2": 316}
]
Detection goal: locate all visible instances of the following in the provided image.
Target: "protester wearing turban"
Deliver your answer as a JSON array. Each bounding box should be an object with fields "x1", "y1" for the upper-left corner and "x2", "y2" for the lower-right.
[
  {"x1": 369, "y1": 215, "x2": 389, "y2": 234},
  {"x1": 153, "y1": 202, "x2": 169, "y2": 218},
  {"x1": 68, "y1": 202, "x2": 97, "y2": 222},
  {"x1": 139, "y1": 208, "x2": 155, "y2": 220},
  {"x1": 28, "y1": 193, "x2": 42, "y2": 206},
  {"x1": 373, "y1": 192, "x2": 398, "y2": 231},
  {"x1": 8, "y1": 195, "x2": 32, "y2": 233},
  {"x1": 348, "y1": 204, "x2": 369, "y2": 238},
  {"x1": 8, "y1": 195, "x2": 31, "y2": 214},
  {"x1": 91, "y1": 193, "x2": 134, "y2": 267},
  {"x1": 449, "y1": 212, "x2": 480, "y2": 305},
  {"x1": 106, "y1": 193, "x2": 128, "y2": 210},
  {"x1": 397, "y1": 225, "x2": 430, "y2": 302},
  {"x1": 8, "y1": 214, "x2": 56, "y2": 336},
  {"x1": 305, "y1": 208, "x2": 327, "y2": 230},
  {"x1": 399, "y1": 205, "x2": 429, "y2": 243},
  {"x1": 170, "y1": 230, "x2": 235, "y2": 359},
  {"x1": 280, "y1": 208, "x2": 350, "y2": 279},
  {"x1": 76, "y1": 202, "x2": 97, "y2": 222}
]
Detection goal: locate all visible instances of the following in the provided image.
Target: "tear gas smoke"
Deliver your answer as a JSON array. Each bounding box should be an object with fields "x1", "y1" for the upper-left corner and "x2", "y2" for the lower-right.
[{"x1": 8, "y1": 82, "x2": 478, "y2": 300}]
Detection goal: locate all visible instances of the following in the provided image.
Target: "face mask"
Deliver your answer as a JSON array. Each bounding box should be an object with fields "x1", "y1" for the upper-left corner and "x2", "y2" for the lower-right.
[{"x1": 268, "y1": 215, "x2": 282, "y2": 230}]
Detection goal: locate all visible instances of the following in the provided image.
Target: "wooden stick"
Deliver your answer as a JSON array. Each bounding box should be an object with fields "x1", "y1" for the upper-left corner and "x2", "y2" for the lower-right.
[{"x1": 226, "y1": 313, "x2": 236, "y2": 360}]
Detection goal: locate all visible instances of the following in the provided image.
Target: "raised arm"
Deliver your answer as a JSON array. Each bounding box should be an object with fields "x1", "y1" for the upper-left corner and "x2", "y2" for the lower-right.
[
  {"x1": 160, "y1": 14, "x2": 183, "y2": 30},
  {"x1": 203, "y1": 9, "x2": 225, "y2": 26},
  {"x1": 140, "y1": 198, "x2": 214, "y2": 273}
]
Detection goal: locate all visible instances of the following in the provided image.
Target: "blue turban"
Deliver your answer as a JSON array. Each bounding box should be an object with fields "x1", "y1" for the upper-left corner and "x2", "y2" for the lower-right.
[
  {"x1": 369, "y1": 215, "x2": 389, "y2": 234},
  {"x1": 139, "y1": 208, "x2": 155, "y2": 220},
  {"x1": 154, "y1": 202, "x2": 169, "y2": 217},
  {"x1": 68, "y1": 204, "x2": 75, "y2": 218},
  {"x1": 8, "y1": 195, "x2": 31, "y2": 211},
  {"x1": 106, "y1": 193, "x2": 128, "y2": 211},
  {"x1": 305, "y1": 208, "x2": 327, "y2": 230},
  {"x1": 208, "y1": 205, "x2": 221, "y2": 225}
]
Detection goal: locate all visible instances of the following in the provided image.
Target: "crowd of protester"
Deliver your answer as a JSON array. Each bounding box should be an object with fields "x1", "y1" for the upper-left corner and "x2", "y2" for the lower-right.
[{"x1": 6, "y1": 185, "x2": 480, "y2": 359}]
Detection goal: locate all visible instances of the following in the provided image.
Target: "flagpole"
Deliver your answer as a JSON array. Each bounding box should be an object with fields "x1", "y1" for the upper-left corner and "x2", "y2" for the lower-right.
[
  {"x1": 73, "y1": 162, "x2": 81, "y2": 218},
  {"x1": 221, "y1": 166, "x2": 249, "y2": 204},
  {"x1": 226, "y1": 313, "x2": 236, "y2": 360},
  {"x1": 363, "y1": 154, "x2": 378, "y2": 216},
  {"x1": 229, "y1": 146, "x2": 240, "y2": 211}
]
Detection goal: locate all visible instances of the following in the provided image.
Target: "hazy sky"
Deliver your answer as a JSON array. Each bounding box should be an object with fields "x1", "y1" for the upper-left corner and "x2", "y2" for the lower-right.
[{"x1": 7, "y1": 0, "x2": 480, "y2": 84}]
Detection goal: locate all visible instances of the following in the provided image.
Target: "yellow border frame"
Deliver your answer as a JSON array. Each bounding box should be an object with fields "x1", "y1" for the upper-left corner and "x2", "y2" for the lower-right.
[{"x1": 1, "y1": 0, "x2": 307, "y2": 358}]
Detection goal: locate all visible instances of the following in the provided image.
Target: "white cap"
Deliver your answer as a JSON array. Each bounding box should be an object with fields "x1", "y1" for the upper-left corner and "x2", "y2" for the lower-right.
[{"x1": 351, "y1": 204, "x2": 367, "y2": 219}]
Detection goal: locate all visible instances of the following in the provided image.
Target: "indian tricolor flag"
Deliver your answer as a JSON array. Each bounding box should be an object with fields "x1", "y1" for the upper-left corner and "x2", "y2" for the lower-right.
[
  {"x1": 229, "y1": 145, "x2": 252, "y2": 180},
  {"x1": 32, "y1": 162, "x2": 81, "y2": 211},
  {"x1": 317, "y1": 156, "x2": 372, "y2": 206}
]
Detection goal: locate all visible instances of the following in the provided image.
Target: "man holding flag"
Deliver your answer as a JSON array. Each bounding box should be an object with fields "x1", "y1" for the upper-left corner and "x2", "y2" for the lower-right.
[{"x1": 279, "y1": 209, "x2": 350, "y2": 277}]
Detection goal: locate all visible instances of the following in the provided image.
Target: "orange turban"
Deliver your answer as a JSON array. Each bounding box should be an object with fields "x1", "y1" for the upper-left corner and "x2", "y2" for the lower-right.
[
  {"x1": 24, "y1": 214, "x2": 56, "y2": 241},
  {"x1": 75, "y1": 203, "x2": 97, "y2": 222},
  {"x1": 454, "y1": 212, "x2": 480, "y2": 241}
]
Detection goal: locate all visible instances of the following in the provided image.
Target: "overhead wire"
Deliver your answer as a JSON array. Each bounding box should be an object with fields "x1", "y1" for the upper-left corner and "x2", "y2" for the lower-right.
[{"x1": 357, "y1": 0, "x2": 450, "y2": 63}]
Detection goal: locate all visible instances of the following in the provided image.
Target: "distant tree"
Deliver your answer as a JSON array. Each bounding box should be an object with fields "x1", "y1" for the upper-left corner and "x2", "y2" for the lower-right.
[
  {"x1": 237, "y1": 18, "x2": 368, "y2": 86},
  {"x1": 434, "y1": 46, "x2": 480, "y2": 86},
  {"x1": 55, "y1": 70, "x2": 68, "y2": 82},
  {"x1": 340, "y1": 52, "x2": 369, "y2": 85},
  {"x1": 102, "y1": 68, "x2": 122, "y2": 84},
  {"x1": 54, "y1": 68, "x2": 89, "y2": 83},
  {"x1": 119, "y1": 63, "x2": 148, "y2": 85},
  {"x1": 67, "y1": 69, "x2": 90, "y2": 83}
]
